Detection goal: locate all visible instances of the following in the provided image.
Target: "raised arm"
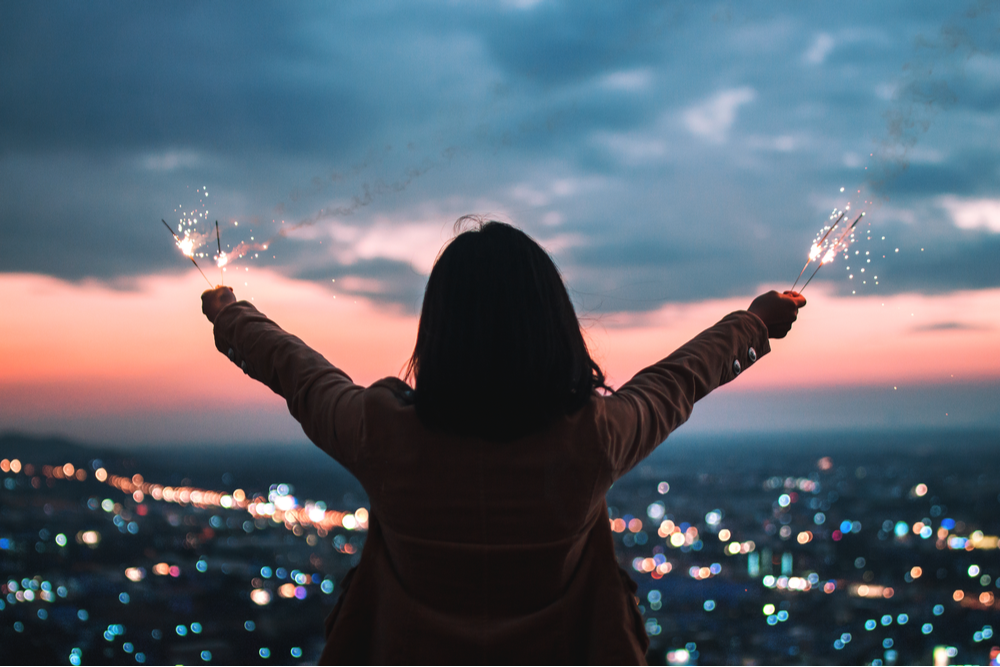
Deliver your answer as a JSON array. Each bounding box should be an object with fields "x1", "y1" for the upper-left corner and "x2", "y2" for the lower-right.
[
  {"x1": 601, "y1": 290, "x2": 804, "y2": 478},
  {"x1": 202, "y1": 287, "x2": 365, "y2": 467}
]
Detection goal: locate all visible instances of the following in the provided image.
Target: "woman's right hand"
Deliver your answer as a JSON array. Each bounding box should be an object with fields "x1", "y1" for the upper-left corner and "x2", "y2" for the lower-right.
[
  {"x1": 202, "y1": 286, "x2": 236, "y2": 324},
  {"x1": 747, "y1": 290, "x2": 806, "y2": 339}
]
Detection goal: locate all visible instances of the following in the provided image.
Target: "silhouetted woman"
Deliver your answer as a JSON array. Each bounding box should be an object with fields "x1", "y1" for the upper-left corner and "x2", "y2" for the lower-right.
[{"x1": 201, "y1": 220, "x2": 805, "y2": 664}]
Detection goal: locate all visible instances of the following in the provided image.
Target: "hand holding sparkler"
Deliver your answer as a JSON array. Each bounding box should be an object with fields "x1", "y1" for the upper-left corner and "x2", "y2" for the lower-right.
[
  {"x1": 202, "y1": 286, "x2": 236, "y2": 324},
  {"x1": 748, "y1": 290, "x2": 806, "y2": 339}
]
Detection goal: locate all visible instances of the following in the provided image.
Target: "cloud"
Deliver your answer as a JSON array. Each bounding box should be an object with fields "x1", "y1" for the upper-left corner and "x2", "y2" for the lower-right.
[
  {"x1": 804, "y1": 33, "x2": 836, "y2": 65},
  {"x1": 938, "y1": 196, "x2": 1000, "y2": 233},
  {"x1": 682, "y1": 87, "x2": 756, "y2": 144},
  {"x1": 141, "y1": 150, "x2": 203, "y2": 172},
  {"x1": 598, "y1": 69, "x2": 654, "y2": 92},
  {"x1": 912, "y1": 321, "x2": 991, "y2": 333}
]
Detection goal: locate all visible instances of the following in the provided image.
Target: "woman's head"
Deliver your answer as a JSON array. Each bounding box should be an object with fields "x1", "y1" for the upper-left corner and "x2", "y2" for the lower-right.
[{"x1": 408, "y1": 218, "x2": 606, "y2": 441}]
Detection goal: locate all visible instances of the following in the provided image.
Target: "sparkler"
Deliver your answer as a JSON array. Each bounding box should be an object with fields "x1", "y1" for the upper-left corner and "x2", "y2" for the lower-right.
[
  {"x1": 215, "y1": 220, "x2": 224, "y2": 286},
  {"x1": 790, "y1": 212, "x2": 846, "y2": 291},
  {"x1": 798, "y1": 212, "x2": 865, "y2": 292},
  {"x1": 161, "y1": 219, "x2": 214, "y2": 288}
]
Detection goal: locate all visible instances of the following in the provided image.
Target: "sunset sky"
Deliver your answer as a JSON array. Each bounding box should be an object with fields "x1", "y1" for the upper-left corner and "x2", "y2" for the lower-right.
[{"x1": 2, "y1": 1, "x2": 998, "y2": 446}]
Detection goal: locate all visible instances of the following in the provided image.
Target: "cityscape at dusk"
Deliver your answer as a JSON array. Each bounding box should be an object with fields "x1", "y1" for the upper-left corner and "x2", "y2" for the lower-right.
[
  {"x1": 2, "y1": 1, "x2": 999, "y2": 664},
  {"x1": 2, "y1": 432, "x2": 998, "y2": 664}
]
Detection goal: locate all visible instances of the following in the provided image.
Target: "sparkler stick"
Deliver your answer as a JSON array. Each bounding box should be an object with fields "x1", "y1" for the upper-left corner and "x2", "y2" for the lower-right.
[
  {"x1": 161, "y1": 219, "x2": 214, "y2": 288},
  {"x1": 215, "y1": 220, "x2": 223, "y2": 286},
  {"x1": 790, "y1": 212, "x2": 846, "y2": 291},
  {"x1": 799, "y1": 212, "x2": 864, "y2": 292}
]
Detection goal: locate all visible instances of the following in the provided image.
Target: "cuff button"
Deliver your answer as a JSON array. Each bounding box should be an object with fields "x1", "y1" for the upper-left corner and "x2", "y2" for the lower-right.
[
  {"x1": 732, "y1": 359, "x2": 742, "y2": 376},
  {"x1": 748, "y1": 347, "x2": 757, "y2": 362}
]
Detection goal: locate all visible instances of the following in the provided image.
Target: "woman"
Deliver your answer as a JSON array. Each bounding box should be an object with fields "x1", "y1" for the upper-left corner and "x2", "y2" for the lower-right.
[{"x1": 201, "y1": 220, "x2": 804, "y2": 664}]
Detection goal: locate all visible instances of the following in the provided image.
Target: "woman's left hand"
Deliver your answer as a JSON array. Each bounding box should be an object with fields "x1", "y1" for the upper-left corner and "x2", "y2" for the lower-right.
[{"x1": 202, "y1": 286, "x2": 236, "y2": 324}]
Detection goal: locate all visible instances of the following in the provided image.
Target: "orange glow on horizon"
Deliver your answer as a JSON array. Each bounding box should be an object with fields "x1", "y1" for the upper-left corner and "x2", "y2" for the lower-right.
[{"x1": 3, "y1": 271, "x2": 1000, "y2": 441}]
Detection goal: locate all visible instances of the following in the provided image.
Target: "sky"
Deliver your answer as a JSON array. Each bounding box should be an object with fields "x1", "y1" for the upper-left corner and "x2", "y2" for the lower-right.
[{"x1": 1, "y1": 1, "x2": 998, "y2": 446}]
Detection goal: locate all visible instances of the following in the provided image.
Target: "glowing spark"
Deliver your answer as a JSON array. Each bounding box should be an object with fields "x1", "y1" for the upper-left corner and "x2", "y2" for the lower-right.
[
  {"x1": 160, "y1": 219, "x2": 213, "y2": 288},
  {"x1": 800, "y1": 212, "x2": 865, "y2": 291},
  {"x1": 791, "y1": 212, "x2": 846, "y2": 291}
]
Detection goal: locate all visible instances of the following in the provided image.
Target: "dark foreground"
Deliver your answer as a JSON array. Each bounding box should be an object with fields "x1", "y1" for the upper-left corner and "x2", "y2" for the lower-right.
[{"x1": 1, "y1": 430, "x2": 998, "y2": 665}]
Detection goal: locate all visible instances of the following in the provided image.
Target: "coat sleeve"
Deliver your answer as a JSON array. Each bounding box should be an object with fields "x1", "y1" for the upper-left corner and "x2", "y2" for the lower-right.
[
  {"x1": 212, "y1": 301, "x2": 365, "y2": 466},
  {"x1": 600, "y1": 311, "x2": 770, "y2": 479}
]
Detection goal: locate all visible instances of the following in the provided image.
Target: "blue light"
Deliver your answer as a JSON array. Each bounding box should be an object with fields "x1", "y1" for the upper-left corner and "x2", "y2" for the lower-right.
[
  {"x1": 881, "y1": 615, "x2": 892, "y2": 626},
  {"x1": 767, "y1": 615, "x2": 778, "y2": 625},
  {"x1": 922, "y1": 623, "x2": 933, "y2": 635},
  {"x1": 777, "y1": 611, "x2": 789, "y2": 622},
  {"x1": 290, "y1": 647, "x2": 303, "y2": 658},
  {"x1": 648, "y1": 591, "x2": 662, "y2": 603},
  {"x1": 14, "y1": 622, "x2": 23, "y2": 633},
  {"x1": 201, "y1": 650, "x2": 212, "y2": 661},
  {"x1": 196, "y1": 560, "x2": 208, "y2": 573},
  {"x1": 78, "y1": 609, "x2": 89, "y2": 621},
  {"x1": 320, "y1": 579, "x2": 334, "y2": 594},
  {"x1": 840, "y1": 520, "x2": 853, "y2": 534},
  {"x1": 834, "y1": 640, "x2": 844, "y2": 650},
  {"x1": 244, "y1": 620, "x2": 256, "y2": 632},
  {"x1": 119, "y1": 592, "x2": 130, "y2": 604},
  {"x1": 703, "y1": 600, "x2": 716, "y2": 611},
  {"x1": 894, "y1": 521, "x2": 908, "y2": 538},
  {"x1": 260, "y1": 566, "x2": 273, "y2": 578},
  {"x1": 259, "y1": 648, "x2": 271, "y2": 659},
  {"x1": 123, "y1": 643, "x2": 134, "y2": 653},
  {"x1": 191, "y1": 622, "x2": 202, "y2": 634},
  {"x1": 941, "y1": 518, "x2": 956, "y2": 530},
  {"x1": 897, "y1": 614, "x2": 908, "y2": 625},
  {"x1": 933, "y1": 604, "x2": 944, "y2": 616},
  {"x1": 883, "y1": 638, "x2": 893, "y2": 649},
  {"x1": 176, "y1": 625, "x2": 188, "y2": 637},
  {"x1": 135, "y1": 653, "x2": 146, "y2": 663}
]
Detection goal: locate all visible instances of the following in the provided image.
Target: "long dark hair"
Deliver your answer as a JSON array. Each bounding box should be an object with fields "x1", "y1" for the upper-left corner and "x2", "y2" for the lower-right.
[{"x1": 406, "y1": 218, "x2": 607, "y2": 441}]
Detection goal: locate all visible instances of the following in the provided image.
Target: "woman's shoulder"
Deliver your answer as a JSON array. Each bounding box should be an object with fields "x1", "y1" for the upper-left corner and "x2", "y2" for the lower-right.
[{"x1": 366, "y1": 377, "x2": 415, "y2": 405}]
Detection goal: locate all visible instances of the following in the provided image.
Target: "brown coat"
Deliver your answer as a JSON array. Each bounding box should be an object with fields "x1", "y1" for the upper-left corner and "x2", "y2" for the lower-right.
[{"x1": 213, "y1": 303, "x2": 769, "y2": 664}]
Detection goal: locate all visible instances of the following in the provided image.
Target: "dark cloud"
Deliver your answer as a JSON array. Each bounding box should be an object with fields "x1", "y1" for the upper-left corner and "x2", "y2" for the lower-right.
[
  {"x1": 293, "y1": 256, "x2": 427, "y2": 314},
  {"x1": 863, "y1": 232, "x2": 1000, "y2": 294},
  {"x1": 0, "y1": 3, "x2": 371, "y2": 156},
  {"x1": 478, "y1": 2, "x2": 682, "y2": 87},
  {"x1": 1, "y1": 1, "x2": 997, "y2": 314},
  {"x1": 911, "y1": 321, "x2": 991, "y2": 332},
  {"x1": 885, "y1": 150, "x2": 1000, "y2": 198}
]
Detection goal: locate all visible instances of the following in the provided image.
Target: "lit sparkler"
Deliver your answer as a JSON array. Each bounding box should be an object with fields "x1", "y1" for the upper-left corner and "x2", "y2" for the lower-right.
[
  {"x1": 215, "y1": 220, "x2": 226, "y2": 285},
  {"x1": 161, "y1": 219, "x2": 214, "y2": 288},
  {"x1": 799, "y1": 212, "x2": 865, "y2": 292},
  {"x1": 790, "y1": 212, "x2": 846, "y2": 291}
]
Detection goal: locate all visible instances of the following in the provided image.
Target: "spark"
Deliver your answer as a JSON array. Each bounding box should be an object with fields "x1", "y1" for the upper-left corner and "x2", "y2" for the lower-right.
[
  {"x1": 800, "y1": 213, "x2": 865, "y2": 291},
  {"x1": 791, "y1": 212, "x2": 846, "y2": 291},
  {"x1": 161, "y1": 219, "x2": 213, "y2": 288}
]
